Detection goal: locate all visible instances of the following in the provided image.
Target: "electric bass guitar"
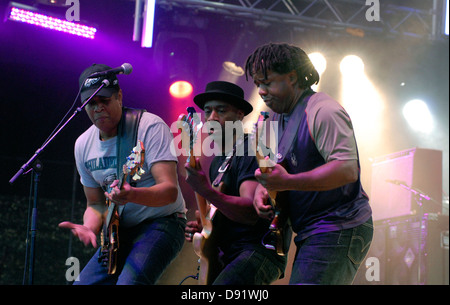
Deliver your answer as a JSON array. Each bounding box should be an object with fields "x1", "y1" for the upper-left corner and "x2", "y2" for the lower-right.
[
  {"x1": 253, "y1": 112, "x2": 289, "y2": 256},
  {"x1": 98, "y1": 140, "x2": 145, "y2": 274},
  {"x1": 178, "y1": 107, "x2": 221, "y2": 285}
]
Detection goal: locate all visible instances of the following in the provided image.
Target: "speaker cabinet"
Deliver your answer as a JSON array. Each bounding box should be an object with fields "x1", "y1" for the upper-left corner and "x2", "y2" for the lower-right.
[
  {"x1": 353, "y1": 220, "x2": 387, "y2": 285},
  {"x1": 370, "y1": 148, "x2": 442, "y2": 221},
  {"x1": 353, "y1": 214, "x2": 449, "y2": 285}
]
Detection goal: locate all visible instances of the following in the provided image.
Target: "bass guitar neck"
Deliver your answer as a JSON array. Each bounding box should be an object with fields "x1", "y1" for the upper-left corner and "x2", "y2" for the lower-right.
[
  {"x1": 253, "y1": 112, "x2": 289, "y2": 256},
  {"x1": 98, "y1": 140, "x2": 145, "y2": 275}
]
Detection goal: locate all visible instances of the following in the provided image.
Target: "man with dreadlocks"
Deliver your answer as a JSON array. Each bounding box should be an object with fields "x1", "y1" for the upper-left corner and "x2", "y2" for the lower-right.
[{"x1": 245, "y1": 42, "x2": 373, "y2": 285}]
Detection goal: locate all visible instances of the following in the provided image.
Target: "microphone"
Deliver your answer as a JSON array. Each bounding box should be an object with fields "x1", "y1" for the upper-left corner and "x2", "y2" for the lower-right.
[{"x1": 88, "y1": 63, "x2": 133, "y2": 78}]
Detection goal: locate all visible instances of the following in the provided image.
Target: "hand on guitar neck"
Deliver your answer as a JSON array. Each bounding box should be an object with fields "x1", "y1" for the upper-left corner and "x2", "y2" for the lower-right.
[
  {"x1": 104, "y1": 179, "x2": 132, "y2": 206},
  {"x1": 254, "y1": 164, "x2": 291, "y2": 256},
  {"x1": 184, "y1": 157, "x2": 215, "y2": 200},
  {"x1": 252, "y1": 112, "x2": 290, "y2": 256},
  {"x1": 254, "y1": 161, "x2": 291, "y2": 195}
]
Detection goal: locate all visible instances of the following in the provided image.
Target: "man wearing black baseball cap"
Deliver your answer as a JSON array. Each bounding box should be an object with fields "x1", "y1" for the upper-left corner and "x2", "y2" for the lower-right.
[
  {"x1": 78, "y1": 64, "x2": 121, "y2": 103},
  {"x1": 184, "y1": 81, "x2": 286, "y2": 285},
  {"x1": 59, "y1": 63, "x2": 187, "y2": 285},
  {"x1": 76, "y1": 64, "x2": 123, "y2": 140}
]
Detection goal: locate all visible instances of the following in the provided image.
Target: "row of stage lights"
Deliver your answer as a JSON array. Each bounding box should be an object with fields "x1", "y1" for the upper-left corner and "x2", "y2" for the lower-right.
[
  {"x1": 168, "y1": 53, "x2": 364, "y2": 98},
  {"x1": 7, "y1": 3, "x2": 97, "y2": 39},
  {"x1": 5, "y1": 2, "x2": 434, "y2": 134},
  {"x1": 169, "y1": 53, "x2": 434, "y2": 134},
  {"x1": 6, "y1": 1, "x2": 157, "y2": 44}
]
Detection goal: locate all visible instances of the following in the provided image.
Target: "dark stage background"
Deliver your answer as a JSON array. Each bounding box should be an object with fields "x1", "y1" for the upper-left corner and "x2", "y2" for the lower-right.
[{"x1": 0, "y1": 0, "x2": 448, "y2": 285}]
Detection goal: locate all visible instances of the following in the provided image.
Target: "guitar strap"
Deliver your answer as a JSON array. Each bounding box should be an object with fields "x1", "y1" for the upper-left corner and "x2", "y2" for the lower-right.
[
  {"x1": 274, "y1": 89, "x2": 314, "y2": 164},
  {"x1": 212, "y1": 134, "x2": 245, "y2": 187},
  {"x1": 264, "y1": 89, "x2": 314, "y2": 260},
  {"x1": 116, "y1": 106, "x2": 146, "y2": 216}
]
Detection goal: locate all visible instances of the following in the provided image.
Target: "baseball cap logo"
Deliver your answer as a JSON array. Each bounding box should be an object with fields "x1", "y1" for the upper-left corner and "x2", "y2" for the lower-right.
[{"x1": 83, "y1": 77, "x2": 101, "y2": 88}]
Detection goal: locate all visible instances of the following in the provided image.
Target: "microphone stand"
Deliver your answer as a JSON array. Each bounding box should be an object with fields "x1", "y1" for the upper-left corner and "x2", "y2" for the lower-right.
[{"x1": 9, "y1": 79, "x2": 111, "y2": 285}]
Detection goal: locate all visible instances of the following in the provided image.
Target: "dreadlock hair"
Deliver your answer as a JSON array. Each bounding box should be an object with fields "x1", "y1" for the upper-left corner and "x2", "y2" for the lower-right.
[{"x1": 245, "y1": 42, "x2": 319, "y2": 89}]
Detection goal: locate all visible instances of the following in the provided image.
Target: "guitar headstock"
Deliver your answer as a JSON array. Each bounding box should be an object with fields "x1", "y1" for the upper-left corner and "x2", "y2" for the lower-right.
[
  {"x1": 252, "y1": 111, "x2": 269, "y2": 160},
  {"x1": 252, "y1": 111, "x2": 276, "y2": 171},
  {"x1": 123, "y1": 140, "x2": 146, "y2": 181},
  {"x1": 177, "y1": 107, "x2": 203, "y2": 168}
]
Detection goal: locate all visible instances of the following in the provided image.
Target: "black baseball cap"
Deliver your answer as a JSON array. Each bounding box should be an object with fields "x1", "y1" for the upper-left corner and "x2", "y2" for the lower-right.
[{"x1": 78, "y1": 64, "x2": 120, "y2": 102}]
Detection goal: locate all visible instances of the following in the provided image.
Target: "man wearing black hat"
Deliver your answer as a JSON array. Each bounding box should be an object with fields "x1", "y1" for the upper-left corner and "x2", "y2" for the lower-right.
[
  {"x1": 184, "y1": 81, "x2": 286, "y2": 285},
  {"x1": 59, "y1": 64, "x2": 187, "y2": 284}
]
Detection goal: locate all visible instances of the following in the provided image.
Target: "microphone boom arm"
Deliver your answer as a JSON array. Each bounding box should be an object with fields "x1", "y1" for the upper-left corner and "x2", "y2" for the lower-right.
[{"x1": 9, "y1": 79, "x2": 110, "y2": 184}]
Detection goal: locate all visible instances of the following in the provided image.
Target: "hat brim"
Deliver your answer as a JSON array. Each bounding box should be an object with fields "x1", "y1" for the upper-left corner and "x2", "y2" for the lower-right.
[
  {"x1": 80, "y1": 87, "x2": 117, "y2": 103},
  {"x1": 194, "y1": 92, "x2": 253, "y2": 116}
]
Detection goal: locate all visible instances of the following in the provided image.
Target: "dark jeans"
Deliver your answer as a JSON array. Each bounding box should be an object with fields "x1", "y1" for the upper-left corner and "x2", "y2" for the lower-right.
[
  {"x1": 212, "y1": 248, "x2": 284, "y2": 285},
  {"x1": 290, "y1": 217, "x2": 373, "y2": 285},
  {"x1": 74, "y1": 214, "x2": 186, "y2": 285}
]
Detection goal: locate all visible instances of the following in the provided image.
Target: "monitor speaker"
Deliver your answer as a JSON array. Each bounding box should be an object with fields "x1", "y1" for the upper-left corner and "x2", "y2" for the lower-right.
[
  {"x1": 370, "y1": 148, "x2": 442, "y2": 221},
  {"x1": 353, "y1": 214, "x2": 449, "y2": 285}
]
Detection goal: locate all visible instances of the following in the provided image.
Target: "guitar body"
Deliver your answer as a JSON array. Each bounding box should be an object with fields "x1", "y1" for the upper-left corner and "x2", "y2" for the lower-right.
[
  {"x1": 100, "y1": 202, "x2": 120, "y2": 275},
  {"x1": 107, "y1": 212, "x2": 120, "y2": 274},
  {"x1": 98, "y1": 141, "x2": 145, "y2": 275},
  {"x1": 178, "y1": 108, "x2": 222, "y2": 285},
  {"x1": 266, "y1": 194, "x2": 290, "y2": 256},
  {"x1": 192, "y1": 182, "x2": 225, "y2": 285},
  {"x1": 192, "y1": 201, "x2": 221, "y2": 285}
]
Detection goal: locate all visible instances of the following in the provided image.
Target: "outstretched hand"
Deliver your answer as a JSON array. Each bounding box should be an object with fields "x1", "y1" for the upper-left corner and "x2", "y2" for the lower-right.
[{"x1": 59, "y1": 221, "x2": 97, "y2": 248}]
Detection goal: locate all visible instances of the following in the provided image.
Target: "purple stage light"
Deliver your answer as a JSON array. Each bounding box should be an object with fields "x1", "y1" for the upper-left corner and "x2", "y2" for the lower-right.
[{"x1": 8, "y1": 6, "x2": 96, "y2": 39}]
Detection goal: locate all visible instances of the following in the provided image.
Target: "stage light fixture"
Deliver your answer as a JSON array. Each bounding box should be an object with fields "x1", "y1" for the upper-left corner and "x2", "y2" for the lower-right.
[
  {"x1": 307, "y1": 52, "x2": 326, "y2": 91},
  {"x1": 308, "y1": 52, "x2": 327, "y2": 75},
  {"x1": 402, "y1": 99, "x2": 434, "y2": 133},
  {"x1": 340, "y1": 55, "x2": 364, "y2": 75},
  {"x1": 6, "y1": 2, "x2": 96, "y2": 39},
  {"x1": 169, "y1": 80, "x2": 193, "y2": 99},
  {"x1": 339, "y1": 54, "x2": 384, "y2": 146},
  {"x1": 222, "y1": 61, "x2": 244, "y2": 76}
]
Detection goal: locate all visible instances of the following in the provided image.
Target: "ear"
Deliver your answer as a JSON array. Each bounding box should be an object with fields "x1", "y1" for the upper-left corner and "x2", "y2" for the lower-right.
[
  {"x1": 117, "y1": 89, "x2": 123, "y2": 107},
  {"x1": 236, "y1": 109, "x2": 245, "y2": 121},
  {"x1": 288, "y1": 70, "x2": 298, "y2": 86}
]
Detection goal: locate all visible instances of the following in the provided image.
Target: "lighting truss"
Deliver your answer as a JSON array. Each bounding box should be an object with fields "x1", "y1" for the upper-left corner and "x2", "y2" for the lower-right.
[
  {"x1": 6, "y1": 2, "x2": 96, "y2": 39},
  {"x1": 142, "y1": 0, "x2": 157, "y2": 47},
  {"x1": 157, "y1": 0, "x2": 447, "y2": 40},
  {"x1": 133, "y1": 0, "x2": 156, "y2": 47}
]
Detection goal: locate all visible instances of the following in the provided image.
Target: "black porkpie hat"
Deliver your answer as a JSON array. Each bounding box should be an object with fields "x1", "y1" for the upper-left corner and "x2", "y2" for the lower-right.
[{"x1": 193, "y1": 81, "x2": 253, "y2": 116}]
